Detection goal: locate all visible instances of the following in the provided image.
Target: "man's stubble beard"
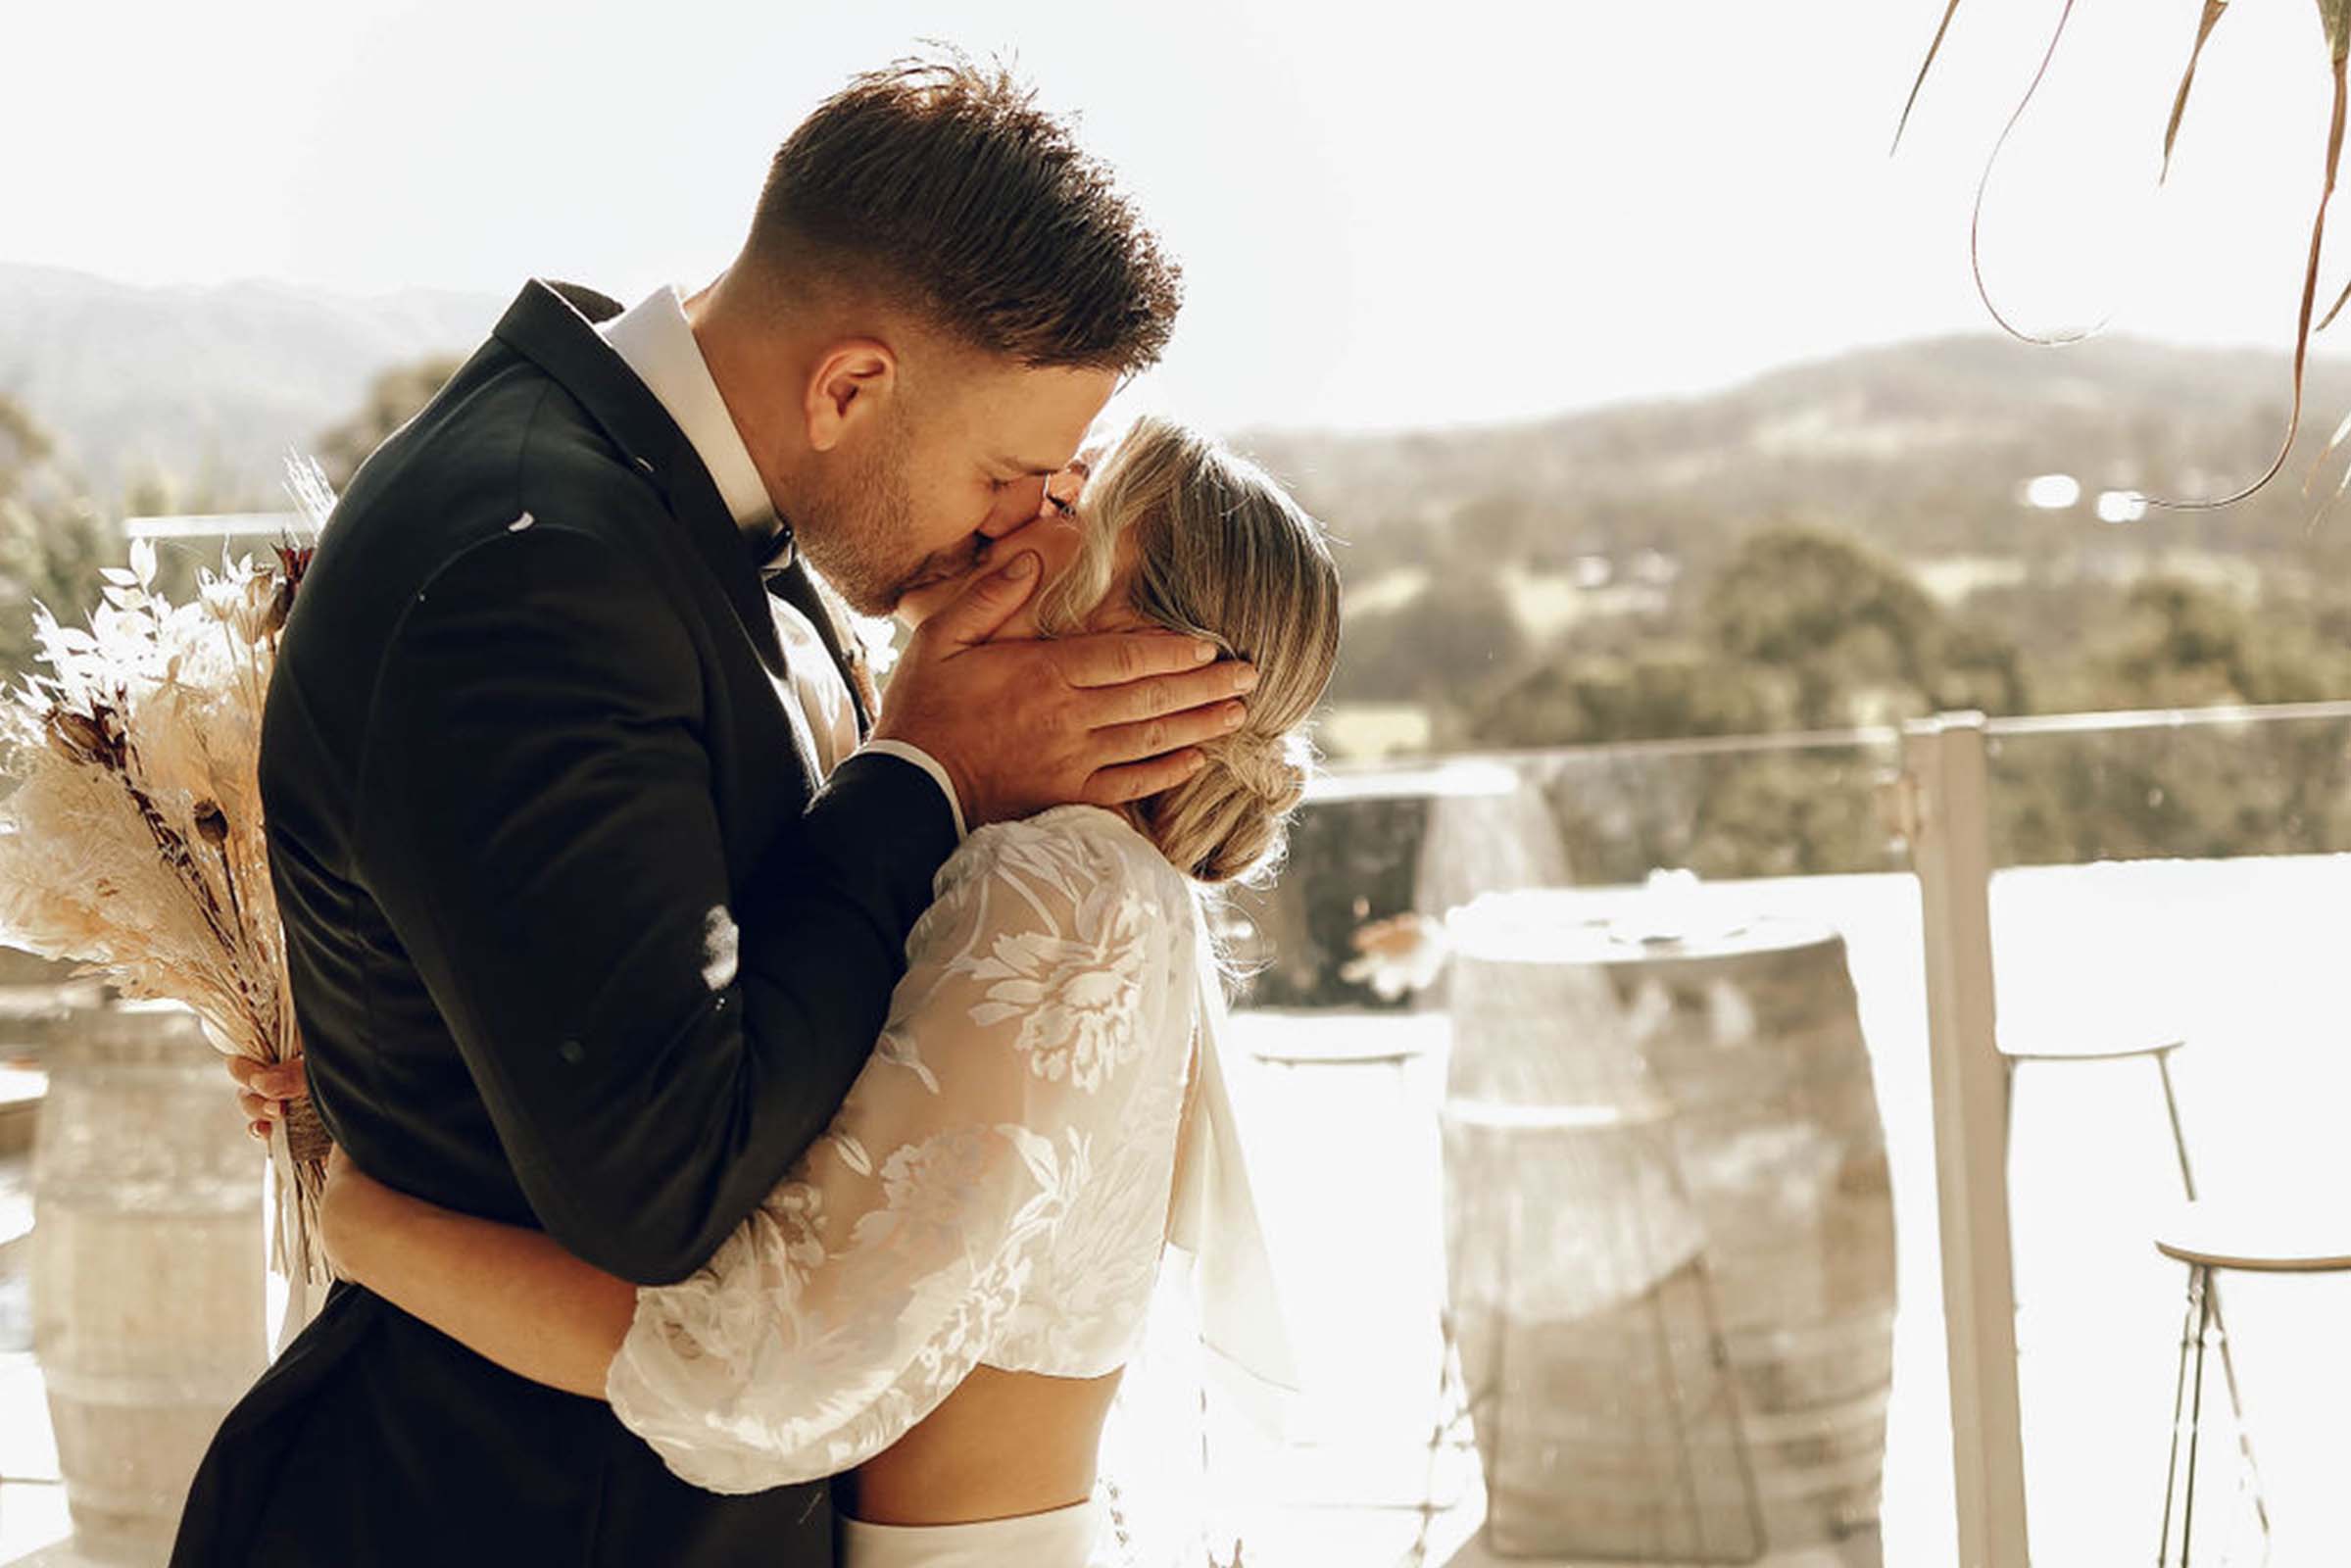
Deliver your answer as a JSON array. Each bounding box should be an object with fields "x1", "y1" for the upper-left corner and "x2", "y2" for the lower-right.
[{"x1": 789, "y1": 417, "x2": 970, "y2": 619}]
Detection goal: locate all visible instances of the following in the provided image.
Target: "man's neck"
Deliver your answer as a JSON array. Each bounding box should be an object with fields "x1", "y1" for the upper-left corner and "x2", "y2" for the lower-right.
[{"x1": 683, "y1": 272, "x2": 795, "y2": 517}]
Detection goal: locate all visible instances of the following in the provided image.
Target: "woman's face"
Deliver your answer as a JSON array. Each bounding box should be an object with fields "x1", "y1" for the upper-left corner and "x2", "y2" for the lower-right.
[{"x1": 892, "y1": 457, "x2": 1142, "y2": 641}]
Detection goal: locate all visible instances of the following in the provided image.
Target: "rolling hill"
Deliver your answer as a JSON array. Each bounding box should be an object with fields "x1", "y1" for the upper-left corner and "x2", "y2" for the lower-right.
[{"x1": 0, "y1": 263, "x2": 498, "y2": 503}]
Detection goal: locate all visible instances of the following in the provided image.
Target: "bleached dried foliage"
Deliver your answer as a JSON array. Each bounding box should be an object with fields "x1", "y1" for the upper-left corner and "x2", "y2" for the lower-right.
[{"x1": 0, "y1": 467, "x2": 329, "y2": 1284}]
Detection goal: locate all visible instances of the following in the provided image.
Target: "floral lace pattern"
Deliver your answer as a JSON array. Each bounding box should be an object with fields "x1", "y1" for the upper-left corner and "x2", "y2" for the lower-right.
[{"x1": 606, "y1": 806, "x2": 1200, "y2": 1494}]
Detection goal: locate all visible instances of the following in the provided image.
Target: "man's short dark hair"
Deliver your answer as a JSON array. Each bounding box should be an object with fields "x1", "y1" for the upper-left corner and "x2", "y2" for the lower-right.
[{"x1": 749, "y1": 53, "x2": 1183, "y2": 373}]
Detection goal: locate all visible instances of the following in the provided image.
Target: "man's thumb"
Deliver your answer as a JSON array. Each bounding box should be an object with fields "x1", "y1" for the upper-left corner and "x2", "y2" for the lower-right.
[{"x1": 928, "y1": 551, "x2": 1040, "y2": 649}]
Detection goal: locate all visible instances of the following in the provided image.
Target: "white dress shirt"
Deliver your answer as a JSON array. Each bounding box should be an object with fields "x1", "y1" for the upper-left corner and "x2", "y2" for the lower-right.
[{"x1": 598, "y1": 286, "x2": 964, "y2": 835}]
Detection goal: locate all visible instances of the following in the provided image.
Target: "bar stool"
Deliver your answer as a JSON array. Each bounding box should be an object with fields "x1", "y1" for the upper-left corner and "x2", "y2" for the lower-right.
[
  {"x1": 1998, "y1": 1035, "x2": 2269, "y2": 1550},
  {"x1": 2153, "y1": 1201, "x2": 2350, "y2": 1565}
]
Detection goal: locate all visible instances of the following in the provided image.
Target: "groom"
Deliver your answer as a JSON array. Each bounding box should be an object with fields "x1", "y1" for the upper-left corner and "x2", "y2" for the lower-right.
[{"x1": 172, "y1": 57, "x2": 1252, "y2": 1567}]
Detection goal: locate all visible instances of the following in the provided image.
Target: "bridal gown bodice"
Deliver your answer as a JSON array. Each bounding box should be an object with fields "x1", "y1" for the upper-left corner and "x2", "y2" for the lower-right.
[{"x1": 606, "y1": 804, "x2": 1204, "y2": 1494}]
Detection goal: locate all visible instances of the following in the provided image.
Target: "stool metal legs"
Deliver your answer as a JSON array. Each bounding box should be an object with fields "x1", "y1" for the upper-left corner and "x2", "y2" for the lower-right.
[
  {"x1": 2159, "y1": 1264, "x2": 2269, "y2": 1568},
  {"x1": 2158, "y1": 1265, "x2": 2215, "y2": 1567},
  {"x1": 2157, "y1": 1266, "x2": 2199, "y2": 1565},
  {"x1": 2153, "y1": 1057, "x2": 2273, "y2": 1553},
  {"x1": 2004, "y1": 1051, "x2": 2273, "y2": 1564}
]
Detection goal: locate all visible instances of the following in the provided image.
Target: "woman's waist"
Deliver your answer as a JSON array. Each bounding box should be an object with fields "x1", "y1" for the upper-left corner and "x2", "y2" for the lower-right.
[{"x1": 838, "y1": 1363, "x2": 1124, "y2": 1528}]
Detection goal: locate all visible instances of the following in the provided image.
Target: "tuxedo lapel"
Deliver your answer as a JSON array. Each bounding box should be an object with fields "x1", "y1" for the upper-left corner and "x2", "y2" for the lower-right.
[{"x1": 489, "y1": 280, "x2": 793, "y2": 682}]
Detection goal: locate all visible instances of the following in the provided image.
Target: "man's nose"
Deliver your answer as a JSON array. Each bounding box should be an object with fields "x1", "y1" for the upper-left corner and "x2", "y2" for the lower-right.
[{"x1": 983, "y1": 476, "x2": 1049, "y2": 535}]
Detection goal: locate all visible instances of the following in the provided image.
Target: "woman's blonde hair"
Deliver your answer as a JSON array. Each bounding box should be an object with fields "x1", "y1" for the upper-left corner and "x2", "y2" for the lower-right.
[{"x1": 1034, "y1": 415, "x2": 1342, "y2": 885}]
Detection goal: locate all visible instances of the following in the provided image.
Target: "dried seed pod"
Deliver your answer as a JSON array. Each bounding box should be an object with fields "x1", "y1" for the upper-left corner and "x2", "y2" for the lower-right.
[
  {"x1": 273, "y1": 543, "x2": 315, "y2": 597},
  {"x1": 46, "y1": 709, "x2": 121, "y2": 770},
  {"x1": 261, "y1": 580, "x2": 293, "y2": 639}
]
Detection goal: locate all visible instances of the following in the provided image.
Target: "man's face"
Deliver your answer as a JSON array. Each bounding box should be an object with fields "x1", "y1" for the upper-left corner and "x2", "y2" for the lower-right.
[
  {"x1": 895, "y1": 435, "x2": 1143, "y2": 641},
  {"x1": 792, "y1": 356, "x2": 1118, "y2": 617}
]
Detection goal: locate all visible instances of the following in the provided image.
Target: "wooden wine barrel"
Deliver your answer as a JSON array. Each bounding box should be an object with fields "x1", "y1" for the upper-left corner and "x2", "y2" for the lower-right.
[
  {"x1": 1445, "y1": 898, "x2": 1894, "y2": 1565},
  {"x1": 32, "y1": 999, "x2": 265, "y2": 1565},
  {"x1": 0, "y1": 946, "x2": 104, "y2": 1069}
]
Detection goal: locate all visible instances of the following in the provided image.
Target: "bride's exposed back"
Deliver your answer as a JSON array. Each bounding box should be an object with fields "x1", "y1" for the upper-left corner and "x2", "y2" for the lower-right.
[{"x1": 318, "y1": 412, "x2": 1343, "y2": 1567}]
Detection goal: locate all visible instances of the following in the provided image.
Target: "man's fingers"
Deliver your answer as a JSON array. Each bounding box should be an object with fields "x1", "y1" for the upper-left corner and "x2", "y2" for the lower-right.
[
  {"x1": 1080, "y1": 659, "x2": 1259, "y2": 727},
  {"x1": 238, "y1": 1090, "x2": 277, "y2": 1122},
  {"x1": 1090, "y1": 700, "x2": 1250, "y2": 769},
  {"x1": 919, "y1": 552, "x2": 1042, "y2": 652},
  {"x1": 1053, "y1": 629, "x2": 1225, "y2": 689},
  {"x1": 1083, "y1": 749, "x2": 1210, "y2": 808}
]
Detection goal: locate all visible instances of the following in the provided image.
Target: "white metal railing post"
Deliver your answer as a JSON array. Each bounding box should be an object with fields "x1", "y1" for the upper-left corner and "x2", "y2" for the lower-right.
[{"x1": 1902, "y1": 711, "x2": 2030, "y2": 1568}]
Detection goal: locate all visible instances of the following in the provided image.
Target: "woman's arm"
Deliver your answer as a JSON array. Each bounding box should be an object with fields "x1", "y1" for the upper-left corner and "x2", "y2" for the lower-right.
[
  {"x1": 605, "y1": 815, "x2": 1177, "y2": 1493},
  {"x1": 318, "y1": 811, "x2": 1175, "y2": 1493},
  {"x1": 319, "y1": 1147, "x2": 634, "y2": 1398}
]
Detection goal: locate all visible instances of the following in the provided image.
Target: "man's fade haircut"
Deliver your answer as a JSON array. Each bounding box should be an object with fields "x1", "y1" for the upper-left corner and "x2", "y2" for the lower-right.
[{"x1": 749, "y1": 53, "x2": 1183, "y2": 374}]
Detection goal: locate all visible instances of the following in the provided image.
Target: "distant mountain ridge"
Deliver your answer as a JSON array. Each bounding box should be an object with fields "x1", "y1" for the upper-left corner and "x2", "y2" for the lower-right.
[
  {"x1": 9, "y1": 261, "x2": 2351, "y2": 582},
  {"x1": 0, "y1": 263, "x2": 500, "y2": 502},
  {"x1": 1235, "y1": 334, "x2": 2351, "y2": 579}
]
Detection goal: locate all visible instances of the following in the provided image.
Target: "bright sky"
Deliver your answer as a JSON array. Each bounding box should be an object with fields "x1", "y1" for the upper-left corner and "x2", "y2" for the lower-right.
[{"x1": 11, "y1": 0, "x2": 2351, "y2": 433}]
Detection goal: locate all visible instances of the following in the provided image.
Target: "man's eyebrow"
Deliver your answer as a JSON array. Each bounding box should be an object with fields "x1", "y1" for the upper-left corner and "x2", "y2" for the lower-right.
[{"x1": 992, "y1": 456, "x2": 1061, "y2": 477}]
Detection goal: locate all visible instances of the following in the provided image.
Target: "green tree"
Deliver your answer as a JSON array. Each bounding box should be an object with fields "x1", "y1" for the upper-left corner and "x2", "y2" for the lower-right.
[
  {"x1": 0, "y1": 396, "x2": 116, "y2": 688},
  {"x1": 1472, "y1": 522, "x2": 2030, "y2": 751},
  {"x1": 2084, "y1": 577, "x2": 2351, "y2": 710},
  {"x1": 1467, "y1": 645, "x2": 1772, "y2": 748},
  {"x1": 1994, "y1": 576, "x2": 2351, "y2": 864},
  {"x1": 1701, "y1": 525, "x2": 1949, "y2": 730},
  {"x1": 1329, "y1": 570, "x2": 1528, "y2": 707},
  {"x1": 1461, "y1": 522, "x2": 2029, "y2": 878}
]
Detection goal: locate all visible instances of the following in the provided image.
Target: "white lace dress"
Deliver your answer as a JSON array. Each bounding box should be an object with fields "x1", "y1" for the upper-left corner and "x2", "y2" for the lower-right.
[{"x1": 606, "y1": 805, "x2": 1243, "y2": 1531}]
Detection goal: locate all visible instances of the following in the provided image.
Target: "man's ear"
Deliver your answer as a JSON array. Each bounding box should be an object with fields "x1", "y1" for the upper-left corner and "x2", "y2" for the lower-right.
[{"x1": 803, "y1": 338, "x2": 897, "y2": 454}]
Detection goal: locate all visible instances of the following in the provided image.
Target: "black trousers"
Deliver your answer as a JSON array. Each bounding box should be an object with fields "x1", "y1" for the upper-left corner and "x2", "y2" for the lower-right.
[{"x1": 171, "y1": 1281, "x2": 832, "y2": 1567}]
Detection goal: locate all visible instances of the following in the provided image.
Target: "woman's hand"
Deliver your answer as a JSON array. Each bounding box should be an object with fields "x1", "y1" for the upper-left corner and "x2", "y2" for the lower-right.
[{"x1": 225, "y1": 1054, "x2": 309, "y2": 1143}]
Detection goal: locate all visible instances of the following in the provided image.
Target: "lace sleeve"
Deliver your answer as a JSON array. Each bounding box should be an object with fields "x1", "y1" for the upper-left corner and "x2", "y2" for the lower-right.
[{"x1": 606, "y1": 808, "x2": 1175, "y2": 1494}]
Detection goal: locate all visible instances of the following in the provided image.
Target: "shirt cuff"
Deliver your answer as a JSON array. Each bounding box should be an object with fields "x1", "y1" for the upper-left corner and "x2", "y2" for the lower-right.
[{"x1": 857, "y1": 740, "x2": 968, "y2": 840}]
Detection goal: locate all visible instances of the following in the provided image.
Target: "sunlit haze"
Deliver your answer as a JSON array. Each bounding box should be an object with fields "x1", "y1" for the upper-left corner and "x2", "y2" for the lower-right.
[{"x1": 12, "y1": 0, "x2": 2351, "y2": 432}]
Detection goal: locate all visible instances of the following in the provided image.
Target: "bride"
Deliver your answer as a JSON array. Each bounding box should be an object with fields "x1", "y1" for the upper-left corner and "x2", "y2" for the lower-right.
[{"x1": 292, "y1": 413, "x2": 1340, "y2": 1566}]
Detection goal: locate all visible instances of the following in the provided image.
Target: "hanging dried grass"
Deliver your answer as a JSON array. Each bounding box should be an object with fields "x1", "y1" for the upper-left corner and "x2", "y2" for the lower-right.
[
  {"x1": 1893, "y1": 0, "x2": 2351, "y2": 513},
  {"x1": 2164, "y1": 5, "x2": 2347, "y2": 512},
  {"x1": 2163, "y1": 1, "x2": 2232, "y2": 183},
  {"x1": 1891, "y1": 0, "x2": 1967, "y2": 156},
  {"x1": 0, "y1": 462, "x2": 332, "y2": 1287},
  {"x1": 1967, "y1": 0, "x2": 2099, "y2": 348}
]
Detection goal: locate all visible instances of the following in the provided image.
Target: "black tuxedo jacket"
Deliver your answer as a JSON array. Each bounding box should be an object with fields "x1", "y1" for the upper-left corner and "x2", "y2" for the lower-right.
[{"x1": 171, "y1": 281, "x2": 958, "y2": 1567}]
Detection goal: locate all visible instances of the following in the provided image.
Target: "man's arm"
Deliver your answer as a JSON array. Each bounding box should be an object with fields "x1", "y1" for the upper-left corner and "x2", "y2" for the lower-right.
[{"x1": 354, "y1": 523, "x2": 955, "y2": 1285}]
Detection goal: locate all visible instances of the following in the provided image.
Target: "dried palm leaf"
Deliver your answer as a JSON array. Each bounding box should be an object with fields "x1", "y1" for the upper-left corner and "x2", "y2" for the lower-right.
[
  {"x1": 1969, "y1": 0, "x2": 2101, "y2": 347},
  {"x1": 2317, "y1": 0, "x2": 2351, "y2": 331},
  {"x1": 1892, "y1": 0, "x2": 1967, "y2": 155},
  {"x1": 2159, "y1": 5, "x2": 2349, "y2": 509},
  {"x1": 2300, "y1": 405, "x2": 2351, "y2": 530},
  {"x1": 2163, "y1": 1, "x2": 2231, "y2": 183}
]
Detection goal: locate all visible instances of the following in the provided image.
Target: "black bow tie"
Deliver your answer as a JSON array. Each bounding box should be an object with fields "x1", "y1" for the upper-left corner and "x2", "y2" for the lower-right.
[{"x1": 749, "y1": 520, "x2": 797, "y2": 580}]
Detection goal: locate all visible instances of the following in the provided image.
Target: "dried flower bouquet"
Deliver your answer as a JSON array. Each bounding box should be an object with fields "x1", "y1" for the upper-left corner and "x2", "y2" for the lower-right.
[{"x1": 0, "y1": 466, "x2": 332, "y2": 1287}]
